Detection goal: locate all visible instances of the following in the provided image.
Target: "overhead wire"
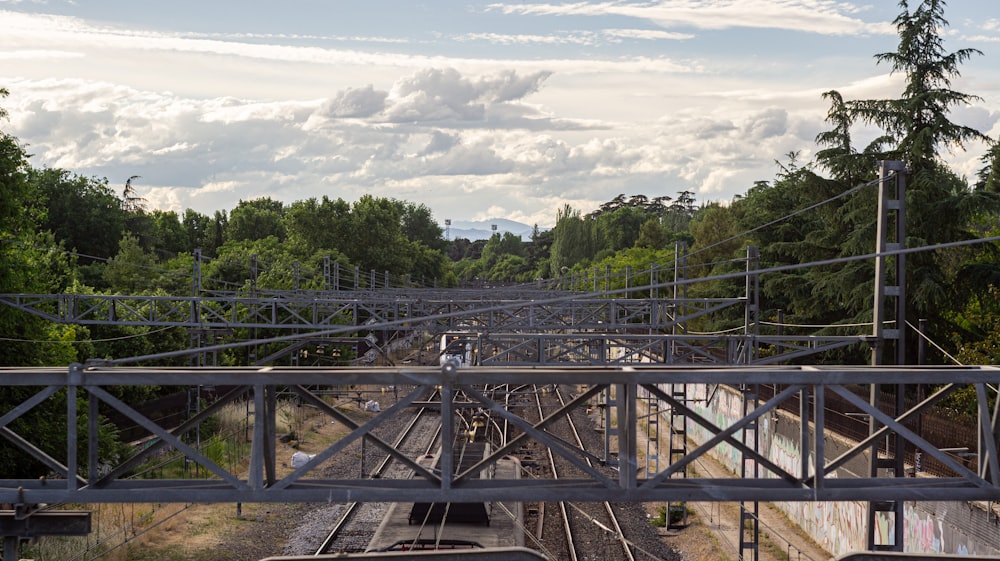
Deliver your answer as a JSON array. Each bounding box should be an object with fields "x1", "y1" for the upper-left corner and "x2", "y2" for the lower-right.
[
  {"x1": 685, "y1": 173, "x2": 884, "y2": 262},
  {"x1": 13, "y1": 168, "x2": 992, "y2": 363},
  {"x1": 0, "y1": 325, "x2": 179, "y2": 344},
  {"x1": 545, "y1": 174, "x2": 887, "y2": 291},
  {"x1": 90, "y1": 232, "x2": 1000, "y2": 366}
]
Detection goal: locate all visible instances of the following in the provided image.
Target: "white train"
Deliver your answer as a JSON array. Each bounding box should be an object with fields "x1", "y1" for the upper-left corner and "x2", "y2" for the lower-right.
[{"x1": 439, "y1": 333, "x2": 477, "y2": 367}]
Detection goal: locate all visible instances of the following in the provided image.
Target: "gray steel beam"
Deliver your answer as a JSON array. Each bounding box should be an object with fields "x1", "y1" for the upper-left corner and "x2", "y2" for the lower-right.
[
  {"x1": 0, "y1": 292, "x2": 738, "y2": 333},
  {"x1": 0, "y1": 365, "x2": 997, "y2": 505},
  {"x1": 0, "y1": 289, "x2": 875, "y2": 368}
]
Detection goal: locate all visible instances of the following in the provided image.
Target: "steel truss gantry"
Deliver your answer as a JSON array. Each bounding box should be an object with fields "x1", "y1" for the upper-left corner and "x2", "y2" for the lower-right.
[
  {"x1": 0, "y1": 292, "x2": 734, "y2": 333},
  {"x1": 0, "y1": 290, "x2": 875, "y2": 366},
  {"x1": 477, "y1": 332, "x2": 873, "y2": 366},
  {"x1": 2, "y1": 364, "x2": 998, "y2": 506}
]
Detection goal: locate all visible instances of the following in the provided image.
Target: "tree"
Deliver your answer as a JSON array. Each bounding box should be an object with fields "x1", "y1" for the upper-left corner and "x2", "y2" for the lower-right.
[
  {"x1": 121, "y1": 175, "x2": 147, "y2": 214},
  {"x1": 183, "y1": 209, "x2": 213, "y2": 255},
  {"x1": 227, "y1": 198, "x2": 286, "y2": 243},
  {"x1": 400, "y1": 201, "x2": 446, "y2": 252},
  {"x1": 408, "y1": 241, "x2": 450, "y2": 286},
  {"x1": 33, "y1": 168, "x2": 125, "y2": 260},
  {"x1": 636, "y1": 218, "x2": 669, "y2": 249},
  {"x1": 526, "y1": 225, "x2": 552, "y2": 275},
  {"x1": 121, "y1": 175, "x2": 158, "y2": 249},
  {"x1": 687, "y1": 203, "x2": 743, "y2": 279},
  {"x1": 665, "y1": 190, "x2": 697, "y2": 233},
  {"x1": 284, "y1": 196, "x2": 352, "y2": 257},
  {"x1": 447, "y1": 238, "x2": 474, "y2": 261},
  {"x1": 487, "y1": 254, "x2": 530, "y2": 282},
  {"x1": 103, "y1": 232, "x2": 158, "y2": 294},
  {"x1": 481, "y1": 232, "x2": 524, "y2": 268},
  {"x1": 836, "y1": 0, "x2": 1000, "y2": 355},
  {"x1": 594, "y1": 206, "x2": 645, "y2": 253},
  {"x1": 211, "y1": 210, "x2": 228, "y2": 252},
  {"x1": 548, "y1": 205, "x2": 594, "y2": 276},
  {"x1": 850, "y1": 0, "x2": 987, "y2": 169},
  {"x1": 149, "y1": 210, "x2": 188, "y2": 257},
  {"x1": 815, "y1": 90, "x2": 882, "y2": 186},
  {"x1": 975, "y1": 140, "x2": 1000, "y2": 193},
  {"x1": 0, "y1": 90, "x2": 117, "y2": 478},
  {"x1": 346, "y1": 195, "x2": 410, "y2": 275},
  {"x1": 0, "y1": 89, "x2": 76, "y2": 365}
]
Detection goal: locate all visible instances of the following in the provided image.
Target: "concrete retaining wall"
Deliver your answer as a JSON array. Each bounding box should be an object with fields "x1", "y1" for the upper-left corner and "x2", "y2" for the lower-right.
[{"x1": 682, "y1": 384, "x2": 1000, "y2": 557}]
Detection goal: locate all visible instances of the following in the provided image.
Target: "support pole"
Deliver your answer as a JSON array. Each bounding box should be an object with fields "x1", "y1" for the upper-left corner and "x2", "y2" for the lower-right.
[{"x1": 868, "y1": 160, "x2": 907, "y2": 552}]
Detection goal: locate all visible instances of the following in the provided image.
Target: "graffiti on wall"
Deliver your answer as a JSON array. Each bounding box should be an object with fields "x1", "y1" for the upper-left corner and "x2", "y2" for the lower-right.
[{"x1": 682, "y1": 385, "x2": 996, "y2": 557}]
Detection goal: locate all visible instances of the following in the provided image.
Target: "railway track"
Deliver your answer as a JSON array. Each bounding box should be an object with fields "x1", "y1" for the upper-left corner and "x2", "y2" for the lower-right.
[
  {"x1": 312, "y1": 386, "x2": 442, "y2": 554},
  {"x1": 292, "y1": 377, "x2": 678, "y2": 560},
  {"x1": 525, "y1": 384, "x2": 635, "y2": 561}
]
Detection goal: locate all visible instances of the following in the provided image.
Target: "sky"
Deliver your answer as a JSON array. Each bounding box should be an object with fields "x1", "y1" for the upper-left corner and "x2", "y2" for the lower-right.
[{"x1": 2, "y1": 1, "x2": 999, "y2": 229}]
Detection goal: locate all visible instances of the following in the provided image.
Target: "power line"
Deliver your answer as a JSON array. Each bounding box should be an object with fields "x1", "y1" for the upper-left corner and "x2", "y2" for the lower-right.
[
  {"x1": 93, "y1": 233, "x2": 1000, "y2": 366},
  {"x1": 0, "y1": 325, "x2": 178, "y2": 345},
  {"x1": 685, "y1": 174, "x2": 884, "y2": 260}
]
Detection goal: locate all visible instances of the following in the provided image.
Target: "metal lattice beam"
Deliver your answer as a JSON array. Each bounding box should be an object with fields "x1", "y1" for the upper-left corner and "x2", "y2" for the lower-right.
[{"x1": 1, "y1": 364, "x2": 998, "y2": 505}]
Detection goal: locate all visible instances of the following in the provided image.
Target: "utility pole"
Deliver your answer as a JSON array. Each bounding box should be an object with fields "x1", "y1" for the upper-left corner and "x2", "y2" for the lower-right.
[{"x1": 868, "y1": 160, "x2": 908, "y2": 552}]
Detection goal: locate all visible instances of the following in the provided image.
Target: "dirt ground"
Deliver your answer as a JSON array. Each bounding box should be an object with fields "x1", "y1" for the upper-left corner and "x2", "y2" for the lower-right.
[{"x1": 655, "y1": 451, "x2": 834, "y2": 561}]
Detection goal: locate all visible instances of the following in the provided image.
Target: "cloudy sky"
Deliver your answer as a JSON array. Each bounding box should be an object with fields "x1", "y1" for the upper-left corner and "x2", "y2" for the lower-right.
[{"x1": 2, "y1": 1, "x2": 999, "y2": 229}]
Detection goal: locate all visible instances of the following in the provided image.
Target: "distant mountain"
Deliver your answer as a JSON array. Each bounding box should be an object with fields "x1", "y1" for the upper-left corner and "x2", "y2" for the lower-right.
[{"x1": 442, "y1": 218, "x2": 545, "y2": 241}]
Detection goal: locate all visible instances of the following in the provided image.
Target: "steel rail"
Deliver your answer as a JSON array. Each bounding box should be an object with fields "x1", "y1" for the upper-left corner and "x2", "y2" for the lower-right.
[
  {"x1": 532, "y1": 385, "x2": 579, "y2": 561},
  {"x1": 554, "y1": 385, "x2": 636, "y2": 561},
  {"x1": 314, "y1": 387, "x2": 442, "y2": 555}
]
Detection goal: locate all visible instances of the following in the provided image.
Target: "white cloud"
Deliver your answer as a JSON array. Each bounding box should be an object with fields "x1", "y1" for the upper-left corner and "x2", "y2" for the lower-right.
[
  {"x1": 3, "y1": 2, "x2": 998, "y2": 231},
  {"x1": 318, "y1": 86, "x2": 388, "y2": 119},
  {"x1": 0, "y1": 68, "x2": 885, "y2": 227},
  {"x1": 487, "y1": 0, "x2": 895, "y2": 36},
  {"x1": 456, "y1": 28, "x2": 693, "y2": 46},
  {"x1": 0, "y1": 49, "x2": 83, "y2": 60},
  {"x1": 603, "y1": 28, "x2": 694, "y2": 41},
  {"x1": 456, "y1": 32, "x2": 593, "y2": 46},
  {"x1": 374, "y1": 68, "x2": 553, "y2": 124}
]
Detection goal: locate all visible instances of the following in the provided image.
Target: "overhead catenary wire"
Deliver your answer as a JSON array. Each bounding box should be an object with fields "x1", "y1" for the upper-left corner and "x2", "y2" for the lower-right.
[
  {"x1": 0, "y1": 324, "x2": 179, "y2": 344},
  {"x1": 90, "y1": 232, "x2": 1000, "y2": 366},
  {"x1": 684, "y1": 173, "x2": 884, "y2": 262}
]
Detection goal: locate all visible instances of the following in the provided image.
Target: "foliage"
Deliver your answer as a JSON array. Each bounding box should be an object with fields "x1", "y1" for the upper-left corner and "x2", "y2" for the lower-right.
[
  {"x1": 951, "y1": 286, "x2": 1000, "y2": 366},
  {"x1": 1, "y1": 91, "x2": 78, "y2": 365},
  {"x1": 0, "y1": 388, "x2": 131, "y2": 479},
  {"x1": 850, "y1": 0, "x2": 987, "y2": 168},
  {"x1": 32, "y1": 168, "x2": 126, "y2": 260},
  {"x1": 227, "y1": 197, "x2": 287, "y2": 243},
  {"x1": 104, "y1": 232, "x2": 159, "y2": 294},
  {"x1": 284, "y1": 196, "x2": 351, "y2": 258},
  {"x1": 400, "y1": 201, "x2": 446, "y2": 252},
  {"x1": 549, "y1": 204, "x2": 594, "y2": 276}
]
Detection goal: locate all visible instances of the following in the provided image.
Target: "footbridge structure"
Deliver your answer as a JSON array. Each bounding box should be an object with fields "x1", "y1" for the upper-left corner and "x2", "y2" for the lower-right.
[{"x1": 2, "y1": 363, "x2": 998, "y2": 507}]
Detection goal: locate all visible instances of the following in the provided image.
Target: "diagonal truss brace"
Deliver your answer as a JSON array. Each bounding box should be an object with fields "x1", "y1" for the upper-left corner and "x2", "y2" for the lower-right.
[{"x1": 0, "y1": 364, "x2": 999, "y2": 505}]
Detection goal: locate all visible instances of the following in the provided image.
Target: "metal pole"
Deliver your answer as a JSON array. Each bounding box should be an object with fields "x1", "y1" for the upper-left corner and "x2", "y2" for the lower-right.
[{"x1": 868, "y1": 160, "x2": 907, "y2": 552}]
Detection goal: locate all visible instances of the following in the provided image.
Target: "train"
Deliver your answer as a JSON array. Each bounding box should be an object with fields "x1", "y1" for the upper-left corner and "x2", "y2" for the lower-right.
[
  {"x1": 439, "y1": 333, "x2": 477, "y2": 367},
  {"x1": 365, "y1": 441, "x2": 523, "y2": 554}
]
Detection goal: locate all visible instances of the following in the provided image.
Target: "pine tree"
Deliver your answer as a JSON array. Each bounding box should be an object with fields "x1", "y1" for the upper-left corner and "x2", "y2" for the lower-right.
[{"x1": 850, "y1": 0, "x2": 987, "y2": 169}]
